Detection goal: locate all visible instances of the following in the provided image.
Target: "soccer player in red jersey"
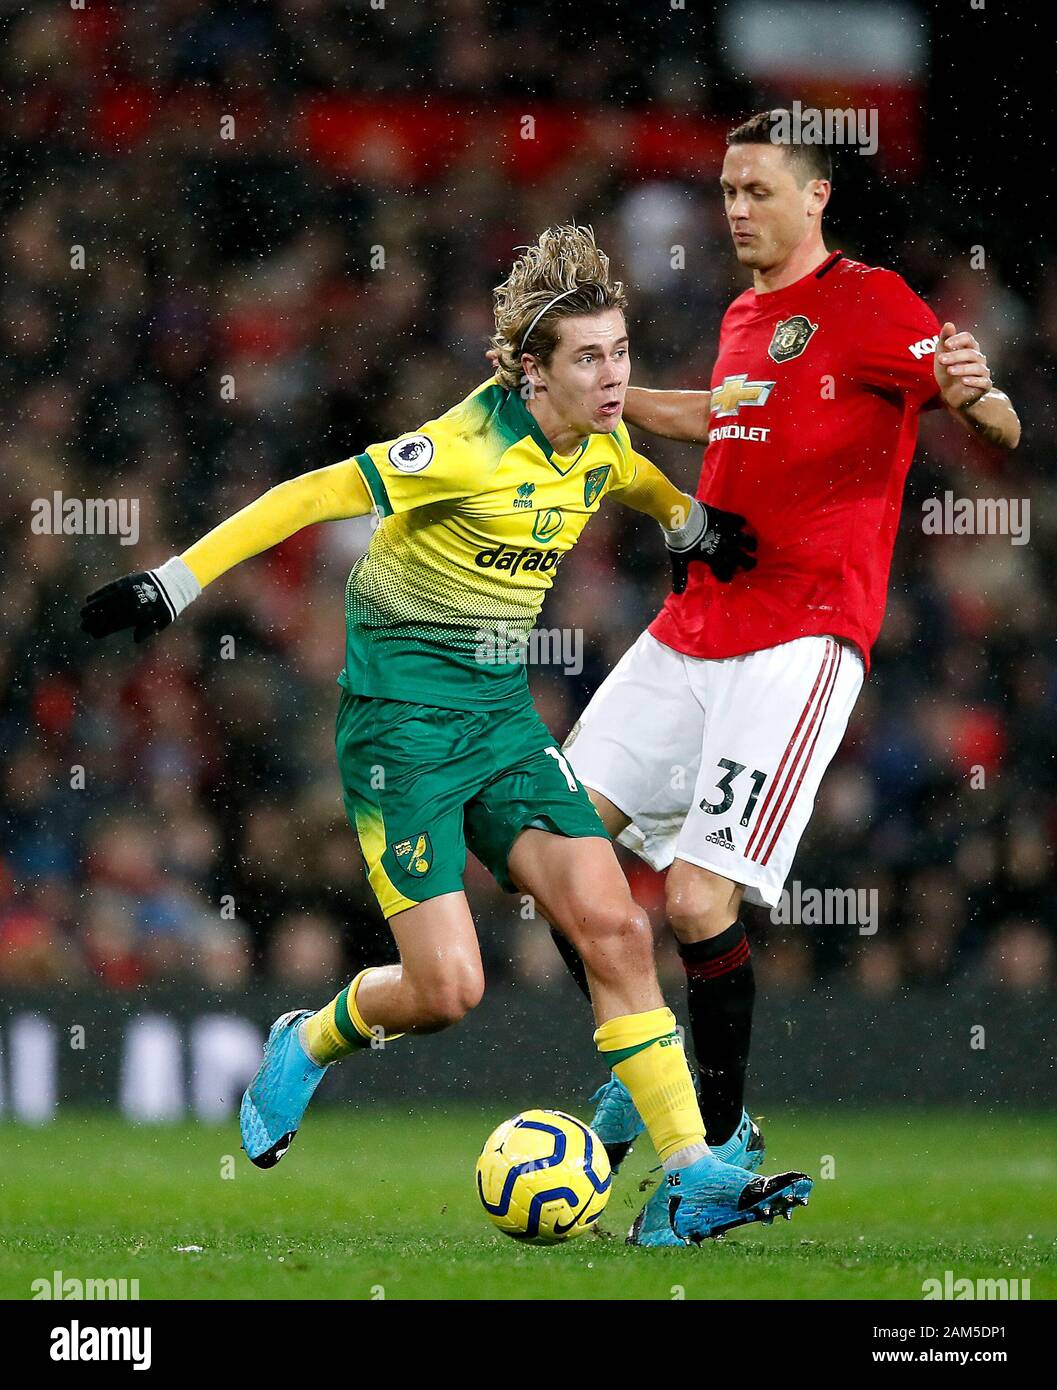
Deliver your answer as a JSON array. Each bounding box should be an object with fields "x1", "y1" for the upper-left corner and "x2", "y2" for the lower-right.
[{"x1": 560, "y1": 110, "x2": 1022, "y2": 1244}]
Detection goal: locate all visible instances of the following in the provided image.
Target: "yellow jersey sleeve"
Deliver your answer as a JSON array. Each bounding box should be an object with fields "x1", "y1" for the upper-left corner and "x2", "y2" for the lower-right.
[
  {"x1": 181, "y1": 459, "x2": 373, "y2": 588},
  {"x1": 604, "y1": 423, "x2": 692, "y2": 528},
  {"x1": 351, "y1": 419, "x2": 490, "y2": 518},
  {"x1": 608, "y1": 421, "x2": 641, "y2": 492}
]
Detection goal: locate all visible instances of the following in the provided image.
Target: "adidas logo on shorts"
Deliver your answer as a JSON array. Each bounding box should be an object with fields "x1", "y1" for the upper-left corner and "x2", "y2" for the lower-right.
[{"x1": 703, "y1": 826, "x2": 736, "y2": 851}]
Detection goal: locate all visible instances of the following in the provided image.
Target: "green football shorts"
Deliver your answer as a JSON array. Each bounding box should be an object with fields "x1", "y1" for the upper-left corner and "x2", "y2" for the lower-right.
[{"x1": 335, "y1": 688, "x2": 609, "y2": 919}]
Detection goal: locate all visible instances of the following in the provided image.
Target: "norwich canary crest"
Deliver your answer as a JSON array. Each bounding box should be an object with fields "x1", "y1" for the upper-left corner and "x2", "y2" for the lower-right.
[
  {"x1": 584, "y1": 465, "x2": 611, "y2": 507},
  {"x1": 393, "y1": 833, "x2": 433, "y2": 876}
]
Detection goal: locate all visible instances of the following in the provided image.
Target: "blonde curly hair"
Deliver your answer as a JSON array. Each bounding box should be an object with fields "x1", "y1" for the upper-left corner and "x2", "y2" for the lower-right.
[{"x1": 490, "y1": 225, "x2": 628, "y2": 391}]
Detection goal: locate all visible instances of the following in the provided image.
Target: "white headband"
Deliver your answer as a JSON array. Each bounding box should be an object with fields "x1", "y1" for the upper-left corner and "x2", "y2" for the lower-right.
[{"x1": 519, "y1": 284, "x2": 602, "y2": 354}]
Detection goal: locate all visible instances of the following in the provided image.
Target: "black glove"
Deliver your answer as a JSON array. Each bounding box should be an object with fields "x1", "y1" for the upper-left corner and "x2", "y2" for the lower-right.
[
  {"x1": 81, "y1": 558, "x2": 201, "y2": 642},
  {"x1": 666, "y1": 501, "x2": 757, "y2": 592}
]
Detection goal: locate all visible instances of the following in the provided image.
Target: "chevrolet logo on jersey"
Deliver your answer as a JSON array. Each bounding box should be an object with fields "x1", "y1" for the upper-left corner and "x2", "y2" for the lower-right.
[
  {"x1": 710, "y1": 374, "x2": 777, "y2": 419},
  {"x1": 768, "y1": 315, "x2": 819, "y2": 364},
  {"x1": 392, "y1": 833, "x2": 432, "y2": 876},
  {"x1": 475, "y1": 544, "x2": 564, "y2": 574}
]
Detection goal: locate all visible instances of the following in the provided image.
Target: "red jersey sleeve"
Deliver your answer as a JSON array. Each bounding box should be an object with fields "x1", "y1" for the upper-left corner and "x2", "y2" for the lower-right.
[{"x1": 855, "y1": 269, "x2": 942, "y2": 409}]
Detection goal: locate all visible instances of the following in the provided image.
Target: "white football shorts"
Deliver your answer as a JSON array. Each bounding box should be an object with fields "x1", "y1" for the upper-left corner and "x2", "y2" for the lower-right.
[{"x1": 563, "y1": 630, "x2": 864, "y2": 908}]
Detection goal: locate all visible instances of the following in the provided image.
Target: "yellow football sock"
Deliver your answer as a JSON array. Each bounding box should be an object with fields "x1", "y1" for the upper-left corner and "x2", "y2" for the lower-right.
[
  {"x1": 594, "y1": 1006, "x2": 705, "y2": 1161},
  {"x1": 302, "y1": 968, "x2": 404, "y2": 1064}
]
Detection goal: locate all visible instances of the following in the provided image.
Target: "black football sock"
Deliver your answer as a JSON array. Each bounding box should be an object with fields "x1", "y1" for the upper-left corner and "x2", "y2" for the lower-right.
[
  {"x1": 678, "y1": 921, "x2": 755, "y2": 1146},
  {"x1": 550, "y1": 926, "x2": 591, "y2": 1000}
]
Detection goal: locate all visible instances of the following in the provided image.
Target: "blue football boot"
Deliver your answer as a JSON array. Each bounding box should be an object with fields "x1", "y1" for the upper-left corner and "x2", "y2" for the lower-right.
[
  {"x1": 667, "y1": 1153, "x2": 812, "y2": 1242},
  {"x1": 628, "y1": 1178, "x2": 689, "y2": 1247},
  {"x1": 627, "y1": 1109, "x2": 768, "y2": 1246},
  {"x1": 710, "y1": 1109, "x2": 766, "y2": 1172},
  {"x1": 240, "y1": 1010, "x2": 328, "y2": 1168},
  {"x1": 655, "y1": 1153, "x2": 812, "y2": 1244},
  {"x1": 589, "y1": 1076, "x2": 646, "y2": 1171}
]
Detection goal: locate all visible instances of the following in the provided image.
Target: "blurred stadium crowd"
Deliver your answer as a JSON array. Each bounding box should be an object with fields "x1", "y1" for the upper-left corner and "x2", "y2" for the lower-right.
[{"x1": 1, "y1": 1, "x2": 1054, "y2": 997}]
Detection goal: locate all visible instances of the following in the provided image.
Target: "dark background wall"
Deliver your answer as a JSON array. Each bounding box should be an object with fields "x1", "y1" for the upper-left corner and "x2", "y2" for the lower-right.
[{"x1": 2, "y1": 985, "x2": 1052, "y2": 1115}]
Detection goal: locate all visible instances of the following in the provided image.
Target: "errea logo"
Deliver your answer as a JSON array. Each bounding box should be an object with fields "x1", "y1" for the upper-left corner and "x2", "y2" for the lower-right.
[{"x1": 908, "y1": 334, "x2": 940, "y2": 360}]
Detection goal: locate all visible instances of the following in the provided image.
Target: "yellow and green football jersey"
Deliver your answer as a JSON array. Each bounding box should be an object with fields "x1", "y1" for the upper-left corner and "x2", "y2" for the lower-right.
[{"x1": 342, "y1": 378, "x2": 641, "y2": 710}]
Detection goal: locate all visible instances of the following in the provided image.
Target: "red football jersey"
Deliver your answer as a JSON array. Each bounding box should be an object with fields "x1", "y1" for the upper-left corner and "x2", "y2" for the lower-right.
[{"x1": 649, "y1": 252, "x2": 942, "y2": 672}]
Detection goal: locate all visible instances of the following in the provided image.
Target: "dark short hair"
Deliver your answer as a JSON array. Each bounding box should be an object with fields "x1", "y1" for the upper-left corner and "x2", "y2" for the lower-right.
[{"x1": 727, "y1": 109, "x2": 833, "y2": 186}]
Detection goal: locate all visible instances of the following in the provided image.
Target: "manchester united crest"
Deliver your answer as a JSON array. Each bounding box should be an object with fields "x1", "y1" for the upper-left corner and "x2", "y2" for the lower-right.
[{"x1": 768, "y1": 315, "x2": 819, "y2": 364}]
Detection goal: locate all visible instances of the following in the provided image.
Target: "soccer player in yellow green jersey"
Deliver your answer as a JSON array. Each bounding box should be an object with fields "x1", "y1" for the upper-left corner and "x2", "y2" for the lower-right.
[{"x1": 82, "y1": 226, "x2": 811, "y2": 1242}]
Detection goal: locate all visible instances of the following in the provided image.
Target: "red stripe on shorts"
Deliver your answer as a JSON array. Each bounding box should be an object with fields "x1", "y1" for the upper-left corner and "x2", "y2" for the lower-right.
[
  {"x1": 748, "y1": 640, "x2": 839, "y2": 865},
  {"x1": 744, "y1": 639, "x2": 835, "y2": 861},
  {"x1": 758, "y1": 645, "x2": 843, "y2": 866}
]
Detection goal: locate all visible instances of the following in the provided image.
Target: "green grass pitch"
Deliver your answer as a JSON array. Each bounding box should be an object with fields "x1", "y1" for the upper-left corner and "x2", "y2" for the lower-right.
[{"x1": 1, "y1": 1108, "x2": 1054, "y2": 1300}]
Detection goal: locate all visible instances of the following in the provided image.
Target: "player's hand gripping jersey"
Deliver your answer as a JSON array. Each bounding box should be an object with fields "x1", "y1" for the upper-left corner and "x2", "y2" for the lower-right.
[
  {"x1": 345, "y1": 378, "x2": 640, "y2": 709},
  {"x1": 650, "y1": 253, "x2": 942, "y2": 671}
]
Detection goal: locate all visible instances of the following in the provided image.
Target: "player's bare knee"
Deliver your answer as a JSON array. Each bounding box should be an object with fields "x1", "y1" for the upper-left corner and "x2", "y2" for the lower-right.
[
  {"x1": 410, "y1": 965, "x2": 485, "y2": 1030},
  {"x1": 567, "y1": 898, "x2": 653, "y2": 971},
  {"x1": 666, "y1": 868, "x2": 740, "y2": 942}
]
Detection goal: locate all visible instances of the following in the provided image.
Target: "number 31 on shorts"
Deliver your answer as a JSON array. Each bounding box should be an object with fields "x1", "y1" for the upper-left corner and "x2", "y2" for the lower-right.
[{"x1": 699, "y1": 757, "x2": 768, "y2": 827}]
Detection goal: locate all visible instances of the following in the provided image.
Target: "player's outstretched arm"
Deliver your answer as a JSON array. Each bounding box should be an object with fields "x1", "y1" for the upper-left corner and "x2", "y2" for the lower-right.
[
  {"x1": 935, "y1": 323, "x2": 1021, "y2": 449},
  {"x1": 621, "y1": 386, "x2": 713, "y2": 443},
  {"x1": 611, "y1": 453, "x2": 757, "y2": 591},
  {"x1": 80, "y1": 460, "x2": 374, "y2": 642}
]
